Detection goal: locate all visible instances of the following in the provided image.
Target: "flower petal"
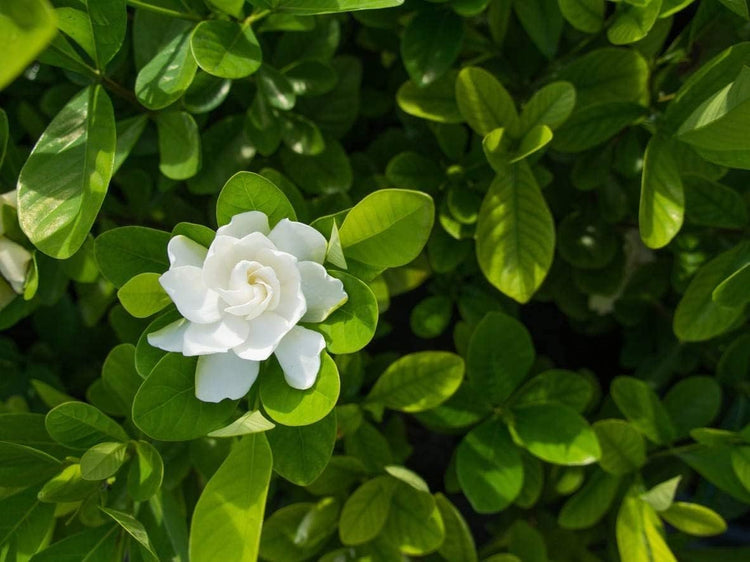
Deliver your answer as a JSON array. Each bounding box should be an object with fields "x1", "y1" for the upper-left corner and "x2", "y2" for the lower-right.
[
  {"x1": 0, "y1": 237, "x2": 31, "y2": 294},
  {"x1": 257, "y1": 248, "x2": 306, "y2": 324},
  {"x1": 216, "y1": 211, "x2": 270, "y2": 239},
  {"x1": 274, "y1": 325, "x2": 326, "y2": 390},
  {"x1": 298, "y1": 261, "x2": 348, "y2": 323},
  {"x1": 195, "y1": 353, "x2": 259, "y2": 403},
  {"x1": 268, "y1": 219, "x2": 327, "y2": 264},
  {"x1": 232, "y1": 312, "x2": 292, "y2": 360},
  {"x1": 168, "y1": 235, "x2": 207, "y2": 268},
  {"x1": 146, "y1": 319, "x2": 188, "y2": 352},
  {"x1": 159, "y1": 266, "x2": 222, "y2": 324},
  {"x1": 183, "y1": 316, "x2": 250, "y2": 355}
]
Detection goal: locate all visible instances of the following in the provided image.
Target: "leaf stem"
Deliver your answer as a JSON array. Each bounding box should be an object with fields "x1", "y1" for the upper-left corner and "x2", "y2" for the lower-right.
[
  {"x1": 126, "y1": 0, "x2": 203, "y2": 22},
  {"x1": 244, "y1": 9, "x2": 271, "y2": 26}
]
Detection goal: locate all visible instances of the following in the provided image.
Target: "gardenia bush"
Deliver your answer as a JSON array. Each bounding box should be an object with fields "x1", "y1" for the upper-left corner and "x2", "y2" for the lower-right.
[{"x1": 1, "y1": 0, "x2": 749, "y2": 561}]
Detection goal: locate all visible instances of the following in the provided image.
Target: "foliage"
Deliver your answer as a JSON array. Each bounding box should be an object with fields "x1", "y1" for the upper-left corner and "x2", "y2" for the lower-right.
[{"x1": 1, "y1": 0, "x2": 750, "y2": 561}]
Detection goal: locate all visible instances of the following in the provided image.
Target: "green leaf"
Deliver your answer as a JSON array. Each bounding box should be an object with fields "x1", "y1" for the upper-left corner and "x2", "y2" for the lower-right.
[
  {"x1": 258, "y1": 65, "x2": 297, "y2": 110},
  {"x1": 127, "y1": 440, "x2": 164, "y2": 501},
  {"x1": 280, "y1": 113, "x2": 325, "y2": 155},
  {"x1": 616, "y1": 485, "x2": 677, "y2": 562},
  {"x1": 260, "y1": 499, "x2": 339, "y2": 561},
  {"x1": 558, "y1": 48, "x2": 649, "y2": 107},
  {"x1": 511, "y1": 124, "x2": 553, "y2": 162},
  {"x1": 680, "y1": 445, "x2": 750, "y2": 503},
  {"x1": 456, "y1": 418, "x2": 523, "y2": 513},
  {"x1": 410, "y1": 295, "x2": 452, "y2": 338},
  {"x1": 475, "y1": 162, "x2": 555, "y2": 303},
  {"x1": 0, "y1": 441, "x2": 61, "y2": 487},
  {"x1": 132, "y1": 353, "x2": 238, "y2": 441},
  {"x1": 339, "y1": 475, "x2": 397, "y2": 545},
  {"x1": 267, "y1": 411, "x2": 337, "y2": 485},
  {"x1": 664, "y1": 43, "x2": 750, "y2": 133},
  {"x1": 45, "y1": 402, "x2": 128, "y2": 450},
  {"x1": 339, "y1": 189, "x2": 434, "y2": 269},
  {"x1": 189, "y1": 434, "x2": 272, "y2": 562},
  {"x1": 673, "y1": 242, "x2": 750, "y2": 341},
  {"x1": 455, "y1": 66, "x2": 519, "y2": 136},
  {"x1": 559, "y1": 469, "x2": 620, "y2": 529},
  {"x1": 0, "y1": 487, "x2": 56, "y2": 560},
  {"x1": 101, "y1": 507, "x2": 158, "y2": 561},
  {"x1": 208, "y1": 410, "x2": 275, "y2": 437},
  {"x1": 397, "y1": 71, "x2": 464, "y2": 123},
  {"x1": 216, "y1": 171, "x2": 296, "y2": 227},
  {"x1": 135, "y1": 21, "x2": 197, "y2": 110},
  {"x1": 593, "y1": 419, "x2": 646, "y2": 475},
  {"x1": 435, "y1": 493, "x2": 477, "y2": 562},
  {"x1": 639, "y1": 135, "x2": 684, "y2": 249},
  {"x1": 677, "y1": 66, "x2": 750, "y2": 168},
  {"x1": 80, "y1": 441, "x2": 128, "y2": 480},
  {"x1": 640, "y1": 476, "x2": 681, "y2": 512},
  {"x1": 401, "y1": 9, "x2": 463, "y2": 87},
  {"x1": 95, "y1": 226, "x2": 170, "y2": 287},
  {"x1": 190, "y1": 20, "x2": 262, "y2": 79},
  {"x1": 117, "y1": 272, "x2": 171, "y2": 319},
  {"x1": 313, "y1": 271, "x2": 378, "y2": 354},
  {"x1": 37, "y1": 463, "x2": 99, "y2": 503},
  {"x1": 552, "y1": 102, "x2": 645, "y2": 152},
  {"x1": 17, "y1": 85, "x2": 115, "y2": 259},
  {"x1": 685, "y1": 176, "x2": 748, "y2": 229},
  {"x1": 661, "y1": 502, "x2": 727, "y2": 536},
  {"x1": 156, "y1": 111, "x2": 201, "y2": 180},
  {"x1": 718, "y1": 0, "x2": 750, "y2": 18},
  {"x1": 366, "y1": 351, "x2": 464, "y2": 412},
  {"x1": 0, "y1": 0, "x2": 57, "y2": 90},
  {"x1": 513, "y1": 0, "x2": 563, "y2": 59},
  {"x1": 467, "y1": 312, "x2": 534, "y2": 405},
  {"x1": 386, "y1": 151, "x2": 445, "y2": 192},
  {"x1": 261, "y1": 353, "x2": 339, "y2": 426},
  {"x1": 380, "y1": 483, "x2": 445, "y2": 556},
  {"x1": 608, "y1": 0, "x2": 662, "y2": 45},
  {"x1": 284, "y1": 60, "x2": 338, "y2": 96},
  {"x1": 54, "y1": 0, "x2": 126, "y2": 70},
  {"x1": 558, "y1": 0, "x2": 605, "y2": 33},
  {"x1": 0, "y1": 413, "x2": 73, "y2": 458},
  {"x1": 513, "y1": 369, "x2": 592, "y2": 412},
  {"x1": 611, "y1": 377, "x2": 676, "y2": 444},
  {"x1": 136, "y1": 310, "x2": 180, "y2": 377},
  {"x1": 187, "y1": 115, "x2": 256, "y2": 195},
  {"x1": 509, "y1": 403, "x2": 601, "y2": 465},
  {"x1": 663, "y1": 376, "x2": 721, "y2": 438},
  {"x1": 114, "y1": 115, "x2": 148, "y2": 173},
  {"x1": 279, "y1": 139, "x2": 352, "y2": 194},
  {"x1": 519, "y1": 81, "x2": 576, "y2": 133},
  {"x1": 713, "y1": 262, "x2": 750, "y2": 307},
  {"x1": 28, "y1": 525, "x2": 118, "y2": 562},
  {"x1": 273, "y1": 0, "x2": 405, "y2": 14}
]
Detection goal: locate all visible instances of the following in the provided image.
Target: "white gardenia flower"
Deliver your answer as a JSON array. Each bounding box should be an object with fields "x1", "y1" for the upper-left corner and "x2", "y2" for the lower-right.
[
  {"x1": 0, "y1": 190, "x2": 32, "y2": 294},
  {"x1": 148, "y1": 211, "x2": 348, "y2": 403}
]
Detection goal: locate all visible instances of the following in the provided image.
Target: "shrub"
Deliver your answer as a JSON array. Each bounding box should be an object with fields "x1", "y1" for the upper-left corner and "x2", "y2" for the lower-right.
[{"x1": 1, "y1": 0, "x2": 749, "y2": 561}]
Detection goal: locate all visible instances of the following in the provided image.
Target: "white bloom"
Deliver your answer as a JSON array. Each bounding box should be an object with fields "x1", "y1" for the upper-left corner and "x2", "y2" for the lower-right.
[
  {"x1": 148, "y1": 211, "x2": 348, "y2": 403},
  {"x1": 0, "y1": 190, "x2": 32, "y2": 294}
]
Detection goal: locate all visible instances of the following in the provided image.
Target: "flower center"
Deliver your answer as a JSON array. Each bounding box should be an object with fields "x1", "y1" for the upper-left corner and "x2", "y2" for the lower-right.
[{"x1": 220, "y1": 260, "x2": 281, "y2": 319}]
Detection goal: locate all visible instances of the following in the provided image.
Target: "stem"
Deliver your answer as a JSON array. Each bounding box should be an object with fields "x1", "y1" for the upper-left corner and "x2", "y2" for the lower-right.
[
  {"x1": 100, "y1": 75, "x2": 145, "y2": 110},
  {"x1": 244, "y1": 9, "x2": 271, "y2": 26},
  {"x1": 126, "y1": 0, "x2": 203, "y2": 22}
]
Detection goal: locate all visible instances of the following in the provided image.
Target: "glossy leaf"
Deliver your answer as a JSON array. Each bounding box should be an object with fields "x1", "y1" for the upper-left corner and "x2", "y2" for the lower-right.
[
  {"x1": 190, "y1": 20, "x2": 262, "y2": 79},
  {"x1": 132, "y1": 353, "x2": 238, "y2": 441},
  {"x1": 366, "y1": 351, "x2": 464, "y2": 412},
  {"x1": 18, "y1": 86, "x2": 115, "y2": 259},
  {"x1": 639, "y1": 135, "x2": 684, "y2": 249},
  {"x1": 189, "y1": 434, "x2": 273, "y2": 562},
  {"x1": 475, "y1": 162, "x2": 555, "y2": 303}
]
